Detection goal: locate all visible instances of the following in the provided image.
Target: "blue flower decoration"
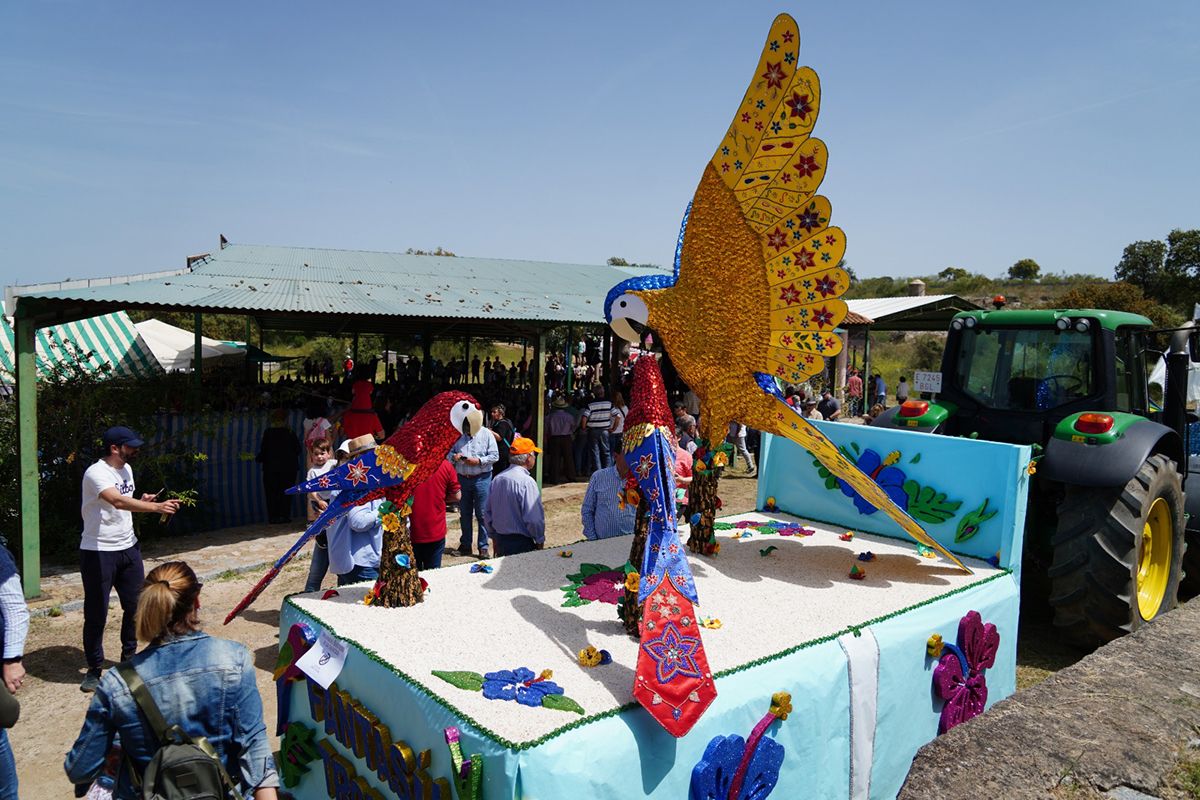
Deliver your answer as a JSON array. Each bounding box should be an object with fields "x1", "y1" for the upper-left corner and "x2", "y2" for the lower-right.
[
  {"x1": 481, "y1": 667, "x2": 564, "y2": 707},
  {"x1": 836, "y1": 449, "x2": 909, "y2": 516}
]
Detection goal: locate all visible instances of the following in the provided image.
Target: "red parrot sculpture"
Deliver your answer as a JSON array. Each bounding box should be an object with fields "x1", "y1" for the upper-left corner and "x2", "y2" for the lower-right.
[{"x1": 225, "y1": 391, "x2": 484, "y2": 623}]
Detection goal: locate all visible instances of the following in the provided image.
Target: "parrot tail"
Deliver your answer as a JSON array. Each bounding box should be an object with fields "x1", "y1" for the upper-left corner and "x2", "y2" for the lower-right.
[
  {"x1": 224, "y1": 488, "x2": 367, "y2": 624},
  {"x1": 752, "y1": 373, "x2": 970, "y2": 573}
]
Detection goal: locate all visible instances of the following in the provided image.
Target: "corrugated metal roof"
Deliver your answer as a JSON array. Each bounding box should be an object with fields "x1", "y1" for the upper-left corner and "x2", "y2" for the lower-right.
[
  {"x1": 0, "y1": 308, "x2": 160, "y2": 381},
  {"x1": 13, "y1": 243, "x2": 669, "y2": 326},
  {"x1": 846, "y1": 294, "x2": 960, "y2": 320}
]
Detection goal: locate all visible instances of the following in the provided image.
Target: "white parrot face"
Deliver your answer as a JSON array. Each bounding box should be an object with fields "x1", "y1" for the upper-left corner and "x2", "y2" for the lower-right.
[
  {"x1": 450, "y1": 400, "x2": 484, "y2": 436},
  {"x1": 608, "y1": 293, "x2": 649, "y2": 344}
]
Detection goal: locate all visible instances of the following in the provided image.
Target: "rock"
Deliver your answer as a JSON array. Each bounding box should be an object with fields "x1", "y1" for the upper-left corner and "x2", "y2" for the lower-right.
[{"x1": 1104, "y1": 788, "x2": 1160, "y2": 800}]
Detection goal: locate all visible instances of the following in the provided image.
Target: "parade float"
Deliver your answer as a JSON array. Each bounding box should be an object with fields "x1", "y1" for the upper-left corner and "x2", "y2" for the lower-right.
[{"x1": 251, "y1": 14, "x2": 1032, "y2": 799}]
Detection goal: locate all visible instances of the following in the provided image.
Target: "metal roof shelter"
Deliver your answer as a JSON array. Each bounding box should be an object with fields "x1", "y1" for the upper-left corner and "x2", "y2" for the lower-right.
[
  {"x1": 8, "y1": 242, "x2": 667, "y2": 596},
  {"x1": 846, "y1": 294, "x2": 980, "y2": 331}
]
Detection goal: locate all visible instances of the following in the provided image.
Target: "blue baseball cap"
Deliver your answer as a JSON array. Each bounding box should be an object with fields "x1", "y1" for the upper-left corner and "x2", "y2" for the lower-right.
[{"x1": 102, "y1": 426, "x2": 145, "y2": 449}]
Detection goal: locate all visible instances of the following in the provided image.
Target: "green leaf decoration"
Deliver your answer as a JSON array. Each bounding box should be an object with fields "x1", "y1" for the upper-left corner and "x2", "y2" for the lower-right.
[
  {"x1": 851, "y1": 441, "x2": 861, "y2": 454},
  {"x1": 432, "y1": 670, "x2": 485, "y2": 692},
  {"x1": 956, "y1": 498, "x2": 999, "y2": 543},
  {"x1": 910, "y1": 453, "x2": 922, "y2": 464},
  {"x1": 579, "y1": 563, "x2": 611, "y2": 577},
  {"x1": 903, "y1": 480, "x2": 962, "y2": 525},
  {"x1": 541, "y1": 694, "x2": 585, "y2": 715},
  {"x1": 713, "y1": 522, "x2": 735, "y2": 531}
]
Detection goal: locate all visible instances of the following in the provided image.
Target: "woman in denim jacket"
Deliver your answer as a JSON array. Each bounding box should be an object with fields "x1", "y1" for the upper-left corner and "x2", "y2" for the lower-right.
[{"x1": 64, "y1": 561, "x2": 279, "y2": 799}]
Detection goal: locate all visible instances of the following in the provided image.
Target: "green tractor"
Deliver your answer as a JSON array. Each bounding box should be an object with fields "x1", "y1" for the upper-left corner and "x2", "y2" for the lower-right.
[{"x1": 871, "y1": 307, "x2": 1200, "y2": 647}]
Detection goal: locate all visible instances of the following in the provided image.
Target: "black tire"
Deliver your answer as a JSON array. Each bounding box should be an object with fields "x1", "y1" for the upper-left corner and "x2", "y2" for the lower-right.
[{"x1": 1048, "y1": 453, "x2": 1185, "y2": 648}]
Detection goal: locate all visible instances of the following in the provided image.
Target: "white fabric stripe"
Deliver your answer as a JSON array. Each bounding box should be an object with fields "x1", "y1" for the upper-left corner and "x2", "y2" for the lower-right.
[{"x1": 838, "y1": 629, "x2": 880, "y2": 800}]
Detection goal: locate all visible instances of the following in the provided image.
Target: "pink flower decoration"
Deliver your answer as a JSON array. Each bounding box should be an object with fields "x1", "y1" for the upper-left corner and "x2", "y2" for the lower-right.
[
  {"x1": 734, "y1": 520, "x2": 759, "y2": 529},
  {"x1": 932, "y1": 611, "x2": 1000, "y2": 733},
  {"x1": 577, "y1": 570, "x2": 625, "y2": 604}
]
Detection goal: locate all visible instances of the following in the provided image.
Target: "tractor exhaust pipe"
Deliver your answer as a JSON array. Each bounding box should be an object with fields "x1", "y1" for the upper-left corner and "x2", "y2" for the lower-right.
[{"x1": 1163, "y1": 322, "x2": 1194, "y2": 440}]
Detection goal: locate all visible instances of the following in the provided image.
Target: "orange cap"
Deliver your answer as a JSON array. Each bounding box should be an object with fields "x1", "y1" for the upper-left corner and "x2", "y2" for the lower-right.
[{"x1": 510, "y1": 436, "x2": 542, "y2": 455}]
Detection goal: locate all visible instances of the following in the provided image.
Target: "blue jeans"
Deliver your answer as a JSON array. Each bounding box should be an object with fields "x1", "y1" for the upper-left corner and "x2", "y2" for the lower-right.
[
  {"x1": 573, "y1": 433, "x2": 587, "y2": 475},
  {"x1": 493, "y1": 533, "x2": 537, "y2": 557},
  {"x1": 413, "y1": 539, "x2": 445, "y2": 570},
  {"x1": 0, "y1": 728, "x2": 15, "y2": 800},
  {"x1": 458, "y1": 473, "x2": 492, "y2": 553},
  {"x1": 304, "y1": 534, "x2": 329, "y2": 593},
  {"x1": 336, "y1": 564, "x2": 379, "y2": 586},
  {"x1": 587, "y1": 428, "x2": 610, "y2": 473}
]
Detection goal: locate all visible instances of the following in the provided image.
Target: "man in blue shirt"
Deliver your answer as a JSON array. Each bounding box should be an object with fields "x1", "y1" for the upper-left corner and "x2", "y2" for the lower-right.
[
  {"x1": 485, "y1": 438, "x2": 545, "y2": 556},
  {"x1": 449, "y1": 423, "x2": 500, "y2": 558},
  {"x1": 581, "y1": 453, "x2": 636, "y2": 540}
]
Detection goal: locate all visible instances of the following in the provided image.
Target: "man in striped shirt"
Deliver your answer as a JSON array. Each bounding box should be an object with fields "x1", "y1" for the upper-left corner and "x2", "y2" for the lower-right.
[
  {"x1": 581, "y1": 386, "x2": 613, "y2": 474},
  {"x1": 581, "y1": 453, "x2": 636, "y2": 540}
]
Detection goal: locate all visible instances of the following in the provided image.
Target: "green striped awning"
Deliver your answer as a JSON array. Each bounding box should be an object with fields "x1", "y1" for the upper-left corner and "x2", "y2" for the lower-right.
[{"x1": 0, "y1": 310, "x2": 161, "y2": 381}]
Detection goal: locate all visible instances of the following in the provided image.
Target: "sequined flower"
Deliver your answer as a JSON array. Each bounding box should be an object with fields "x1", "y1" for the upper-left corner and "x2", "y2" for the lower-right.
[
  {"x1": 578, "y1": 647, "x2": 603, "y2": 667},
  {"x1": 836, "y1": 448, "x2": 909, "y2": 516},
  {"x1": 577, "y1": 570, "x2": 626, "y2": 604},
  {"x1": 770, "y1": 691, "x2": 792, "y2": 720},
  {"x1": 482, "y1": 667, "x2": 565, "y2": 707},
  {"x1": 380, "y1": 512, "x2": 402, "y2": 533},
  {"x1": 932, "y1": 611, "x2": 1000, "y2": 733},
  {"x1": 374, "y1": 444, "x2": 406, "y2": 477},
  {"x1": 625, "y1": 572, "x2": 640, "y2": 592}
]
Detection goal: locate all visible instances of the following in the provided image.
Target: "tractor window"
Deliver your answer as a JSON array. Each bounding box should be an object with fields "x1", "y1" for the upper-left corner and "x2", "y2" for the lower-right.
[{"x1": 956, "y1": 327, "x2": 1094, "y2": 411}]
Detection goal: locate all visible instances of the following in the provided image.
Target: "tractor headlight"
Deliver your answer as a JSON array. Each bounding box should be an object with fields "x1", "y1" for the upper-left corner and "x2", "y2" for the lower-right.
[
  {"x1": 964, "y1": 317, "x2": 977, "y2": 329},
  {"x1": 950, "y1": 319, "x2": 964, "y2": 331},
  {"x1": 1055, "y1": 317, "x2": 1071, "y2": 331},
  {"x1": 1074, "y1": 319, "x2": 1091, "y2": 333}
]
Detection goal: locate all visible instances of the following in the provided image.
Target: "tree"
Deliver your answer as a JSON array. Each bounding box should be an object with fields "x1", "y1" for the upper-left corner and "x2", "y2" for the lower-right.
[
  {"x1": 1114, "y1": 239, "x2": 1168, "y2": 298},
  {"x1": 1008, "y1": 258, "x2": 1041, "y2": 281},
  {"x1": 1056, "y1": 282, "x2": 1180, "y2": 329},
  {"x1": 938, "y1": 267, "x2": 969, "y2": 281},
  {"x1": 405, "y1": 247, "x2": 457, "y2": 257},
  {"x1": 606, "y1": 256, "x2": 630, "y2": 266}
]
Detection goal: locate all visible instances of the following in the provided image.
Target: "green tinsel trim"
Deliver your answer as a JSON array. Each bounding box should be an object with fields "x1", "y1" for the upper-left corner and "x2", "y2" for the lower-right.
[{"x1": 282, "y1": 567, "x2": 1012, "y2": 752}]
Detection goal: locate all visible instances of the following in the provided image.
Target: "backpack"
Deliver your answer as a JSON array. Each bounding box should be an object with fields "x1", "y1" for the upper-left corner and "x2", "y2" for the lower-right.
[{"x1": 116, "y1": 663, "x2": 244, "y2": 800}]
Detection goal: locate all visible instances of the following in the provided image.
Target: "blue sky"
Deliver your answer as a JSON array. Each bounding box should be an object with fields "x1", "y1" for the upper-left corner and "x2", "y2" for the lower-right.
[{"x1": 1, "y1": 2, "x2": 1197, "y2": 288}]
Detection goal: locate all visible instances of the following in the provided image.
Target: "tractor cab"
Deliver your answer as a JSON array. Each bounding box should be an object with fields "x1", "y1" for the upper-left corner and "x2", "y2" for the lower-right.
[{"x1": 933, "y1": 309, "x2": 1154, "y2": 446}]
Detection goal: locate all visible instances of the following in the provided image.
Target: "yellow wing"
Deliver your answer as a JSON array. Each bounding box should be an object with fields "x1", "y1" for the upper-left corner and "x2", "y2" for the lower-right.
[{"x1": 707, "y1": 13, "x2": 848, "y2": 384}]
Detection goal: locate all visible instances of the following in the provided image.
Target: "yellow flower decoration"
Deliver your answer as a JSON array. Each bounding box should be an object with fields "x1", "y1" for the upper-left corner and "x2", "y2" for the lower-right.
[
  {"x1": 1027, "y1": 460, "x2": 1037, "y2": 476},
  {"x1": 578, "y1": 646, "x2": 603, "y2": 667},
  {"x1": 380, "y1": 512, "x2": 402, "y2": 533},
  {"x1": 375, "y1": 444, "x2": 414, "y2": 479},
  {"x1": 66, "y1": 451, "x2": 76, "y2": 464},
  {"x1": 539, "y1": 669, "x2": 554, "y2": 681},
  {"x1": 883, "y1": 451, "x2": 902, "y2": 467},
  {"x1": 711, "y1": 452, "x2": 729, "y2": 468},
  {"x1": 926, "y1": 634, "x2": 944, "y2": 658},
  {"x1": 696, "y1": 460, "x2": 707, "y2": 471},
  {"x1": 624, "y1": 572, "x2": 640, "y2": 592},
  {"x1": 363, "y1": 591, "x2": 375, "y2": 607},
  {"x1": 770, "y1": 691, "x2": 793, "y2": 721},
  {"x1": 560, "y1": 550, "x2": 573, "y2": 558},
  {"x1": 700, "y1": 617, "x2": 722, "y2": 629}
]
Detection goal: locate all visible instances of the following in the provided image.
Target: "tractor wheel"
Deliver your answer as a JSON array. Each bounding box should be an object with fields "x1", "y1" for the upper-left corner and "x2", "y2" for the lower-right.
[{"x1": 1048, "y1": 453, "x2": 1185, "y2": 648}]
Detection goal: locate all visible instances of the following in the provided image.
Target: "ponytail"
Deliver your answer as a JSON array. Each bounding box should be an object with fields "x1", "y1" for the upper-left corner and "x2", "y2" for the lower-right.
[{"x1": 135, "y1": 561, "x2": 202, "y2": 643}]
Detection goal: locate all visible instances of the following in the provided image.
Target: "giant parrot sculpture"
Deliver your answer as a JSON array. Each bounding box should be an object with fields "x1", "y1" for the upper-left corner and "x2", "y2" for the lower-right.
[
  {"x1": 225, "y1": 391, "x2": 484, "y2": 622},
  {"x1": 605, "y1": 14, "x2": 966, "y2": 571}
]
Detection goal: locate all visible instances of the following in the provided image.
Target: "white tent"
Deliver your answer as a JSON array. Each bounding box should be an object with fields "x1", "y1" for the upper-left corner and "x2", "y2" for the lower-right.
[
  {"x1": 134, "y1": 318, "x2": 245, "y2": 373},
  {"x1": 1148, "y1": 354, "x2": 1200, "y2": 405}
]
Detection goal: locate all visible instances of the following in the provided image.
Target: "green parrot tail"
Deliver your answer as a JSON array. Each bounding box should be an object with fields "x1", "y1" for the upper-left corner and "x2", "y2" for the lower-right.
[{"x1": 752, "y1": 373, "x2": 970, "y2": 573}]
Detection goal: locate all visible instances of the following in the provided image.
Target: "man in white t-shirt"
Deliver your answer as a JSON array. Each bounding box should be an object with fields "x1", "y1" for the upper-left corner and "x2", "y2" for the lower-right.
[{"x1": 78, "y1": 426, "x2": 180, "y2": 692}]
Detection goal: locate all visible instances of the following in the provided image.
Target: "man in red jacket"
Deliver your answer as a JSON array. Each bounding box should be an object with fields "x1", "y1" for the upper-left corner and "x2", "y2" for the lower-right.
[{"x1": 410, "y1": 459, "x2": 462, "y2": 569}]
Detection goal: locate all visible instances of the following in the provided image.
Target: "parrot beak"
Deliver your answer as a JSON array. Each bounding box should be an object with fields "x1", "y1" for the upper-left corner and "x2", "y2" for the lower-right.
[
  {"x1": 464, "y1": 406, "x2": 484, "y2": 437},
  {"x1": 610, "y1": 316, "x2": 643, "y2": 344}
]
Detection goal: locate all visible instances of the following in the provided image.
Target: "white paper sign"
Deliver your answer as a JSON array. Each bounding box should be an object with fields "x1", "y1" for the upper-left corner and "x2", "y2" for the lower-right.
[
  {"x1": 296, "y1": 629, "x2": 348, "y2": 689},
  {"x1": 912, "y1": 370, "x2": 943, "y2": 394}
]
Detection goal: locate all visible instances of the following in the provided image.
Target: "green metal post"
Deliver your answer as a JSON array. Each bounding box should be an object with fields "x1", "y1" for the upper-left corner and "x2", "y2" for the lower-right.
[
  {"x1": 193, "y1": 312, "x2": 203, "y2": 388},
  {"x1": 15, "y1": 314, "x2": 40, "y2": 598},
  {"x1": 533, "y1": 329, "x2": 545, "y2": 490},
  {"x1": 352, "y1": 330, "x2": 360, "y2": 365},
  {"x1": 564, "y1": 327, "x2": 573, "y2": 394}
]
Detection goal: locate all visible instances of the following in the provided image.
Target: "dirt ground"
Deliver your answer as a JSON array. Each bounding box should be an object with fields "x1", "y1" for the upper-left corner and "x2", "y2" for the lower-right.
[{"x1": 12, "y1": 472, "x2": 762, "y2": 799}]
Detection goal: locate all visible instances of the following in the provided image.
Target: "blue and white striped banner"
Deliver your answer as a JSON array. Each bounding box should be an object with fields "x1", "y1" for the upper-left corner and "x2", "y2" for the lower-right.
[{"x1": 152, "y1": 409, "x2": 305, "y2": 530}]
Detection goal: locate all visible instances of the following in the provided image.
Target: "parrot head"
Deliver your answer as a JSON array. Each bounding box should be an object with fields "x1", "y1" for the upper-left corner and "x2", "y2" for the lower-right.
[
  {"x1": 605, "y1": 203, "x2": 691, "y2": 344},
  {"x1": 413, "y1": 390, "x2": 485, "y2": 450}
]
